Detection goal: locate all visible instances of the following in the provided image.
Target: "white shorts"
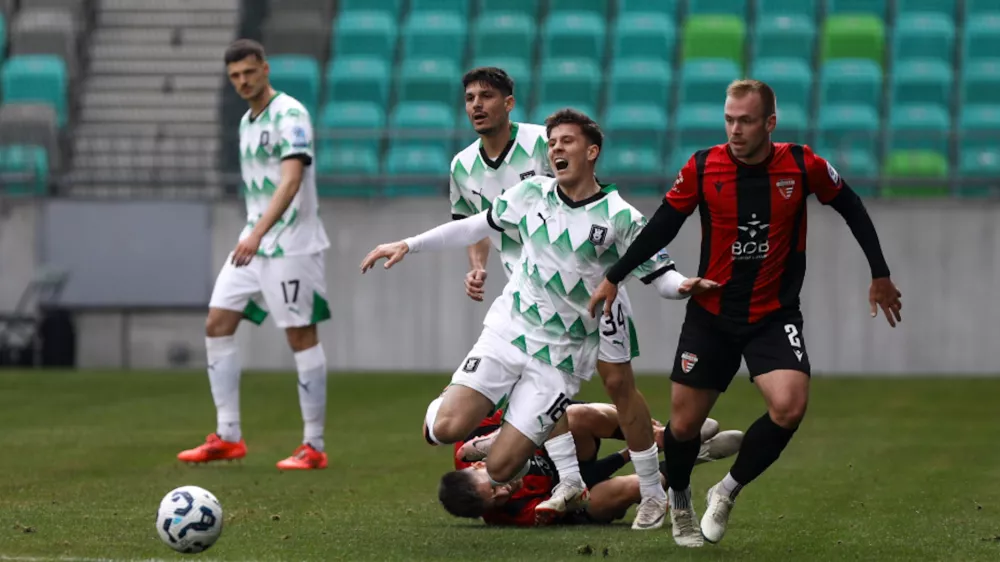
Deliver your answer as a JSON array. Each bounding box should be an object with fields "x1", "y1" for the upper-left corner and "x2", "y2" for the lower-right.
[
  {"x1": 450, "y1": 327, "x2": 582, "y2": 447},
  {"x1": 208, "y1": 251, "x2": 330, "y2": 329},
  {"x1": 597, "y1": 286, "x2": 638, "y2": 364}
]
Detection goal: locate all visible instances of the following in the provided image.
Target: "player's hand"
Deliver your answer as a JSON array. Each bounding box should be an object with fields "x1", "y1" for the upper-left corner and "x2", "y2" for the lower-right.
[
  {"x1": 678, "y1": 277, "x2": 721, "y2": 296},
  {"x1": 465, "y1": 269, "x2": 488, "y2": 302},
  {"x1": 588, "y1": 278, "x2": 619, "y2": 319},
  {"x1": 231, "y1": 234, "x2": 261, "y2": 267},
  {"x1": 360, "y1": 241, "x2": 409, "y2": 273},
  {"x1": 869, "y1": 277, "x2": 902, "y2": 327}
]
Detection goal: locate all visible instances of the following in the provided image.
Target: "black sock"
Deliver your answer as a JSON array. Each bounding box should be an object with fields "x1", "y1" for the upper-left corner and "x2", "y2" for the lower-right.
[
  {"x1": 729, "y1": 412, "x2": 797, "y2": 488},
  {"x1": 661, "y1": 422, "x2": 700, "y2": 507}
]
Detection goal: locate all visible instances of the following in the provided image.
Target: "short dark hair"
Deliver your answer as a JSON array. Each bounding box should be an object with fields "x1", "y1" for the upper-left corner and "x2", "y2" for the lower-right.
[
  {"x1": 224, "y1": 39, "x2": 266, "y2": 65},
  {"x1": 545, "y1": 108, "x2": 604, "y2": 152},
  {"x1": 438, "y1": 470, "x2": 486, "y2": 519},
  {"x1": 462, "y1": 67, "x2": 514, "y2": 97}
]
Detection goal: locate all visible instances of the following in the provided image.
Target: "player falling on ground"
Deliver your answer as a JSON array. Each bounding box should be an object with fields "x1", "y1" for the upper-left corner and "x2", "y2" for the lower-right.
[
  {"x1": 448, "y1": 66, "x2": 677, "y2": 529},
  {"x1": 442, "y1": 403, "x2": 743, "y2": 527},
  {"x1": 177, "y1": 39, "x2": 331, "y2": 471},
  {"x1": 589, "y1": 79, "x2": 903, "y2": 546},
  {"x1": 361, "y1": 108, "x2": 718, "y2": 525}
]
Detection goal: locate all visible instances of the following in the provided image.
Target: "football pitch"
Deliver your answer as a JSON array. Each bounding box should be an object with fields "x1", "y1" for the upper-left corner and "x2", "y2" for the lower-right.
[{"x1": 0, "y1": 371, "x2": 997, "y2": 562}]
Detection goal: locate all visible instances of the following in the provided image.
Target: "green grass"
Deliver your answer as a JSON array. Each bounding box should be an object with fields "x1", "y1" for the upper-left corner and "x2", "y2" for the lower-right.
[{"x1": 0, "y1": 371, "x2": 998, "y2": 561}]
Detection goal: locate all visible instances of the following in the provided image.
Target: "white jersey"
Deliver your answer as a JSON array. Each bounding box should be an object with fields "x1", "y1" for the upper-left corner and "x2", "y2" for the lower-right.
[
  {"x1": 449, "y1": 122, "x2": 551, "y2": 274},
  {"x1": 484, "y1": 177, "x2": 676, "y2": 379},
  {"x1": 238, "y1": 92, "x2": 329, "y2": 257}
]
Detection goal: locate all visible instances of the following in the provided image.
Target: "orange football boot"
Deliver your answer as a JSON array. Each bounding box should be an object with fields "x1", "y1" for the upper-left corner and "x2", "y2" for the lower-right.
[
  {"x1": 177, "y1": 433, "x2": 247, "y2": 464},
  {"x1": 276, "y1": 443, "x2": 328, "y2": 470}
]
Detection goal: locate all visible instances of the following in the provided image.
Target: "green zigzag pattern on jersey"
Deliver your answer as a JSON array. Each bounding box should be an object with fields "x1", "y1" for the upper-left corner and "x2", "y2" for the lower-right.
[
  {"x1": 521, "y1": 259, "x2": 593, "y2": 306},
  {"x1": 451, "y1": 154, "x2": 489, "y2": 184},
  {"x1": 452, "y1": 197, "x2": 475, "y2": 217},
  {"x1": 511, "y1": 290, "x2": 598, "y2": 342},
  {"x1": 242, "y1": 177, "x2": 279, "y2": 198}
]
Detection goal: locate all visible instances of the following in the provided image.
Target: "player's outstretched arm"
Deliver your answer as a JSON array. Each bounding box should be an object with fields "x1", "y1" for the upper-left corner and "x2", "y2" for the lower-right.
[{"x1": 359, "y1": 212, "x2": 497, "y2": 273}]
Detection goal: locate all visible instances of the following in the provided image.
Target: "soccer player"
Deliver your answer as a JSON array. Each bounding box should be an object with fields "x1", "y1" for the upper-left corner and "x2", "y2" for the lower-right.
[
  {"x1": 177, "y1": 39, "x2": 331, "y2": 470},
  {"x1": 589, "y1": 79, "x2": 904, "y2": 546},
  {"x1": 449, "y1": 67, "x2": 676, "y2": 529},
  {"x1": 361, "y1": 109, "x2": 718, "y2": 525},
  {"x1": 440, "y1": 403, "x2": 744, "y2": 527}
]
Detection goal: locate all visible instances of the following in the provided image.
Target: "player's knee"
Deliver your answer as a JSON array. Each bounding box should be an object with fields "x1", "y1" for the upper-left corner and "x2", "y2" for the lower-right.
[
  {"x1": 668, "y1": 417, "x2": 704, "y2": 442},
  {"x1": 205, "y1": 310, "x2": 238, "y2": 338},
  {"x1": 768, "y1": 395, "x2": 808, "y2": 429},
  {"x1": 601, "y1": 370, "x2": 634, "y2": 402},
  {"x1": 285, "y1": 325, "x2": 318, "y2": 352},
  {"x1": 485, "y1": 453, "x2": 521, "y2": 483}
]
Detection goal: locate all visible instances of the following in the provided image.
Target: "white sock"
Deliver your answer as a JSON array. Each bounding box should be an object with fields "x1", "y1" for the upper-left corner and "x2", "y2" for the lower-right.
[
  {"x1": 718, "y1": 472, "x2": 744, "y2": 500},
  {"x1": 294, "y1": 344, "x2": 327, "y2": 452},
  {"x1": 423, "y1": 396, "x2": 445, "y2": 445},
  {"x1": 630, "y1": 445, "x2": 667, "y2": 501},
  {"x1": 544, "y1": 432, "x2": 584, "y2": 487},
  {"x1": 206, "y1": 336, "x2": 241, "y2": 443}
]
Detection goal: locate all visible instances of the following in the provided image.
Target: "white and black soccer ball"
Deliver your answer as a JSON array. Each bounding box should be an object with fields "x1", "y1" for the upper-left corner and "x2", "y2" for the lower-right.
[{"x1": 156, "y1": 485, "x2": 223, "y2": 553}]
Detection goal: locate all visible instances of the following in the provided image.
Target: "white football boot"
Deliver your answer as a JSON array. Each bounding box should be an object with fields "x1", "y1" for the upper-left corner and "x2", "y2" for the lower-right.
[{"x1": 701, "y1": 484, "x2": 736, "y2": 544}]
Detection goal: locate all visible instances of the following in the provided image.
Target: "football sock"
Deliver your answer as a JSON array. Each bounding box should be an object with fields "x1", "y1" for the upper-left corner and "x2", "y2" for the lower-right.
[
  {"x1": 544, "y1": 432, "x2": 584, "y2": 487},
  {"x1": 630, "y1": 444, "x2": 667, "y2": 501},
  {"x1": 206, "y1": 336, "x2": 241, "y2": 443},
  {"x1": 727, "y1": 412, "x2": 797, "y2": 497},
  {"x1": 423, "y1": 397, "x2": 445, "y2": 445},
  {"x1": 294, "y1": 344, "x2": 328, "y2": 453},
  {"x1": 661, "y1": 422, "x2": 701, "y2": 510},
  {"x1": 717, "y1": 473, "x2": 744, "y2": 500}
]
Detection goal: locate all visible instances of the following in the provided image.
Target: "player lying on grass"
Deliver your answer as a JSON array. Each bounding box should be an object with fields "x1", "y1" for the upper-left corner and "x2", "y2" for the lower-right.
[{"x1": 438, "y1": 402, "x2": 744, "y2": 526}]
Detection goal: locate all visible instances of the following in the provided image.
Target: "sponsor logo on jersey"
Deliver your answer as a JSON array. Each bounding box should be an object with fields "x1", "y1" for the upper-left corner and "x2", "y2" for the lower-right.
[
  {"x1": 826, "y1": 161, "x2": 841, "y2": 186},
  {"x1": 291, "y1": 126, "x2": 309, "y2": 149},
  {"x1": 519, "y1": 170, "x2": 536, "y2": 180}
]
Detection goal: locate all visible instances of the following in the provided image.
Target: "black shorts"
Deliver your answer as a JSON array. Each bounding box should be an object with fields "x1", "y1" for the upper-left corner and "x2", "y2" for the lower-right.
[{"x1": 670, "y1": 301, "x2": 811, "y2": 392}]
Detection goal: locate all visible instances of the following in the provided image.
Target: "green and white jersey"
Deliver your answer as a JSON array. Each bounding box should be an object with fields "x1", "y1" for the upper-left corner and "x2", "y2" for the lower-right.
[
  {"x1": 483, "y1": 177, "x2": 676, "y2": 379},
  {"x1": 238, "y1": 92, "x2": 329, "y2": 257},
  {"x1": 449, "y1": 122, "x2": 552, "y2": 274}
]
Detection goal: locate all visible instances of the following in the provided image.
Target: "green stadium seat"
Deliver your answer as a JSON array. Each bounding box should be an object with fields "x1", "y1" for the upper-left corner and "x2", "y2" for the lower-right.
[
  {"x1": 675, "y1": 103, "x2": 726, "y2": 148},
  {"x1": 678, "y1": 59, "x2": 741, "y2": 105},
  {"x1": 669, "y1": 145, "x2": 703, "y2": 175},
  {"x1": 0, "y1": 144, "x2": 48, "y2": 196},
  {"x1": 753, "y1": 15, "x2": 816, "y2": 64},
  {"x1": 548, "y1": 0, "x2": 609, "y2": 19},
  {"x1": 756, "y1": 0, "x2": 816, "y2": 20},
  {"x1": 389, "y1": 101, "x2": 455, "y2": 154},
  {"x1": 826, "y1": 0, "x2": 886, "y2": 17},
  {"x1": 339, "y1": 0, "x2": 401, "y2": 17},
  {"x1": 410, "y1": 0, "x2": 470, "y2": 17},
  {"x1": 963, "y1": 16, "x2": 1000, "y2": 64},
  {"x1": 604, "y1": 103, "x2": 669, "y2": 153},
  {"x1": 384, "y1": 146, "x2": 449, "y2": 197},
  {"x1": 958, "y1": 105, "x2": 1000, "y2": 152},
  {"x1": 333, "y1": 11, "x2": 397, "y2": 61},
  {"x1": 751, "y1": 58, "x2": 812, "y2": 112},
  {"x1": 267, "y1": 55, "x2": 320, "y2": 117},
  {"x1": 882, "y1": 150, "x2": 949, "y2": 198},
  {"x1": 819, "y1": 59, "x2": 882, "y2": 109},
  {"x1": 325, "y1": 56, "x2": 390, "y2": 107},
  {"x1": 961, "y1": 60, "x2": 1000, "y2": 105},
  {"x1": 817, "y1": 104, "x2": 880, "y2": 153},
  {"x1": 886, "y1": 104, "x2": 950, "y2": 154},
  {"x1": 531, "y1": 102, "x2": 597, "y2": 124},
  {"x1": 607, "y1": 58, "x2": 672, "y2": 107},
  {"x1": 618, "y1": 0, "x2": 678, "y2": 17},
  {"x1": 477, "y1": 0, "x2": 537, "y2": 18},
  {"x1": 613, "y1": 13, "x2": 675, "y2": 62},
  {"x1": 687, "y1": 0, "x2": 746, "y2": 16},
  {"x1": 597, "y1": 147, "x2": 663, "y2": 195},
  {"x1": 537, "y1": 58, "x2": 602, "y2": 108},
  {"x1": 897, "y1": 0, "x2": 955, "y2": 19},
  {"x1": 402, "y1": 12, "x2": 466, "y2": 64},
  {"x1": 957, "y1": 148, "x2": 1000, "y2": 198},
  {"x1": 470, "y1": 56, "x2": 533, "y2": 105},
  {"x1": 890, "y1": 60, "x2": 952, "y2": 107},
  {"x1": 397, "y1": 58, "x2": 461, "y2": 105},
  {"x1": 814, "y1": 145, "x2": 878, "y2": 196},
  {"x1": 472, "y1": 13, "x2": 535, "y2": 62},
  {"x1": 822, "y1": 15, "x2": 885, "y2": 65},
  {"x1": 315, "y1": 146, "x2": 380, "y2": 197},
  {"x1": 683, "y1": 15, "x2": 746, "y2": 65},
  {"x1": 893, "y1": 14, "x2": 954, "y2": 64},
  {"x1": 317, "y1": 101, "x2": 384, "y2": 152},
  {"x1": 773, "y1": 105, "x2": 808, "y2": 144},
  {"x1": 966, "y1": 0, "x2": 1000, "y2": 16},
  {"x1": 543, "y1": 12, "x2": 606, "y2": 62},
  {"x1": 0, "y1": 55, "x2": 68, "y2": 128}
]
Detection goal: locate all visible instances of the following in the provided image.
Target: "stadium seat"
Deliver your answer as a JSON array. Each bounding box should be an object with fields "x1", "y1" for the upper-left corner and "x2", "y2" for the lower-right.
[
  {"x1": 470, "y1": 56, "x2": 533, "y2": 106},
  {"x1": 410, "y1": 0, "x2": 470, "y2": 18},
  {"x1": 816, "y1": 104, "x2": 880, "y2": 153},
  {"x1": 958, "y1": 105, "x2": 1000, "y2": 152},
  {"x1": 756, "y1": 0, "x2": 817, "y2": 20},
  {"x1": 751, "y1": 58, "x2": 812, "y2": 112},
  {"x1": 339, "y1": 0, "x2": 402, "y2": 17},
  {"x1": 819, "y1": 59, "x2": 883, "y2": 109},
  {"x1": 317, "y1": 101, "x2": 385, "y2": 152},
  {"x1": 597, "y1": 147, "x2": 663, "y2": 195},
  {"x1": 897, "y1": 0, "x2": 955, "y2": 19},
  {"x1": 402, "y1": 11, "x2": 466, "y2": 63},
  {"x1": 477, "y1": 0, "x2": 537, "y2": 18},
  {"x1": 333, "y1": 11, "x2": 397, "y2": 61},
  {"x1": 266, "y1": 55, "x2": 320, "y2": 118},
  {"x1": 675, "y1": 103, "x2": 726, "y2": 148},
  {"x1": 892, "y1": 14, "x2": 954, "y2": 65},
  {"x1": 683, "y1": 15, "x2": 746, "y2": 66},
  {"x1": 396, "y1": 58, "x2": 461, "y2": 105},
  {"x1": 0, "y1": 103, "x2": 60, "y2": 172},
  {"x1": 315, "y1": 146, "x2": 380, "y2": 197},
  {"x1": 472, "y1": 13, "x2": 535, "y2": 62},
  {"x1": 773, "y1": 105, "x2": 809, "y2": 145},
  {"x1": 10, "y1": 8, "x2": 79, "y2": 80},
  {"x1": 531, "y1": 103, "x2": 597, "y2": 124},
  {"x1": 957, "y1": 148, "x2": 1000, "y2": 198},
  {"x1": 0, "y1": 145, "x2": 48, "y2": 196},
  {"x1": 886, "y1": 104, "x2": 950, "y2": 154},
  {"x1": 325, "y1": 57, "x2": 390, "y2": 107},
  {"x1": 548, "y1": 0, "x2": 609, "y2": 19},
  {"x1": 961, "y1": 59, "x2": 1000, "y2": 105},
  {"x1": 0, "y1": 14, "x2": 6, "y2": 65},
  {"x1": 542, "y1": 12, "x2": 606, "y2": 63},
  {"x1": 822, "y1": 15, "x2": 885, "y2": 66},
  {"x1": 613, "y1": 13, "x2": 676, "y2": 63},
  {"x1": 537, "y1": 58, "x2": 602, "y2": 109},
  {"x1": 604, "y1": 103, "x2": 669, "y2": 154},
  {"x1": 678, "y1": 59, "x2": 741, "y2": 106},
  {"x1": 826, "y1": 0, "x2": 886, "y2": 17},
  {"x1": 882, "y1": 150, "x2": 949, "y2": 198},
  {"x1": 388, "y1": 101, "x2": 455, "y2": 154},
  {"x1": 384, "y1": 145, "x2": 449, "y2": 197},
  {"x1": 606, "y1": 58, "x2": 672, "y2": 107},
  {"x1": 618, "y1": 0, "x2": 678, "y2": 17},
  {"x1": 262, "y1": 13, "x2": 329, "y2": 61},
  {"x1": 0, "y1": 55, "x2": 69, "y2": 128},
  {"x1": 268, "y1": 0, "x2": 336, "y2": 21},
  {"x1": 814, "y1": 145, "x2": 878, "y2": 196},
  {"x1": 890, "y1": 60, "x2": 952, "y2": 107},
  {"x1": 753, "y1": 15, "x2": 816, "y2": 64},
  {"x1": 963, "y1": 15, "x2": 1000, "y2": 64},
  {"x1": 668, "y1": 145, "x2": 702, "y2": 176},
  {"x1": 965, "y1": 0, "x2": 1000, "y2": 17},
  {"x1": 687, "y1": 0, "x2": 746, "y2": 16}
]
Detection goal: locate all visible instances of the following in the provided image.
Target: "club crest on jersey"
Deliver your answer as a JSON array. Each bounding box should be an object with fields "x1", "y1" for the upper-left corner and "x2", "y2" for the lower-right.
[
  {"x1": 776, "y1": 178, "x2": 796, "y2": 199},
  {"x1": 519, "y1": 170, "x2": 536, "y2": 180},
  {"x1": 681, "y1": 352, "x2": 698, "y2": 373},
  {"x1": 589, "y1": 225, "x2": 608, "y2": 245},
  {"x1": 463, "y1": 357, "x2": 481, "y2": 373}
]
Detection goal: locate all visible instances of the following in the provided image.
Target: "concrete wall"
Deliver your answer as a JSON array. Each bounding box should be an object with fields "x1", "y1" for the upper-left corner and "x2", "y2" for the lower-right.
[{"x1": 3, "y1": 197, "x2": 998, "y2": 374}]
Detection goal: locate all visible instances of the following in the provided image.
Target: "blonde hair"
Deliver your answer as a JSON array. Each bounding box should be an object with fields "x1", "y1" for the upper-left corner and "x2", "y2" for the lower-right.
[{"x1": 726, "y1": 79, "x2": 777, "y2": 118}]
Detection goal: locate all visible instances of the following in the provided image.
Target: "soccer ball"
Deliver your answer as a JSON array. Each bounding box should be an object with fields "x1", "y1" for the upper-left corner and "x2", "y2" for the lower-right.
[{"x1": 156, "y1": 486, "x2": 224, "y2": 553}]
